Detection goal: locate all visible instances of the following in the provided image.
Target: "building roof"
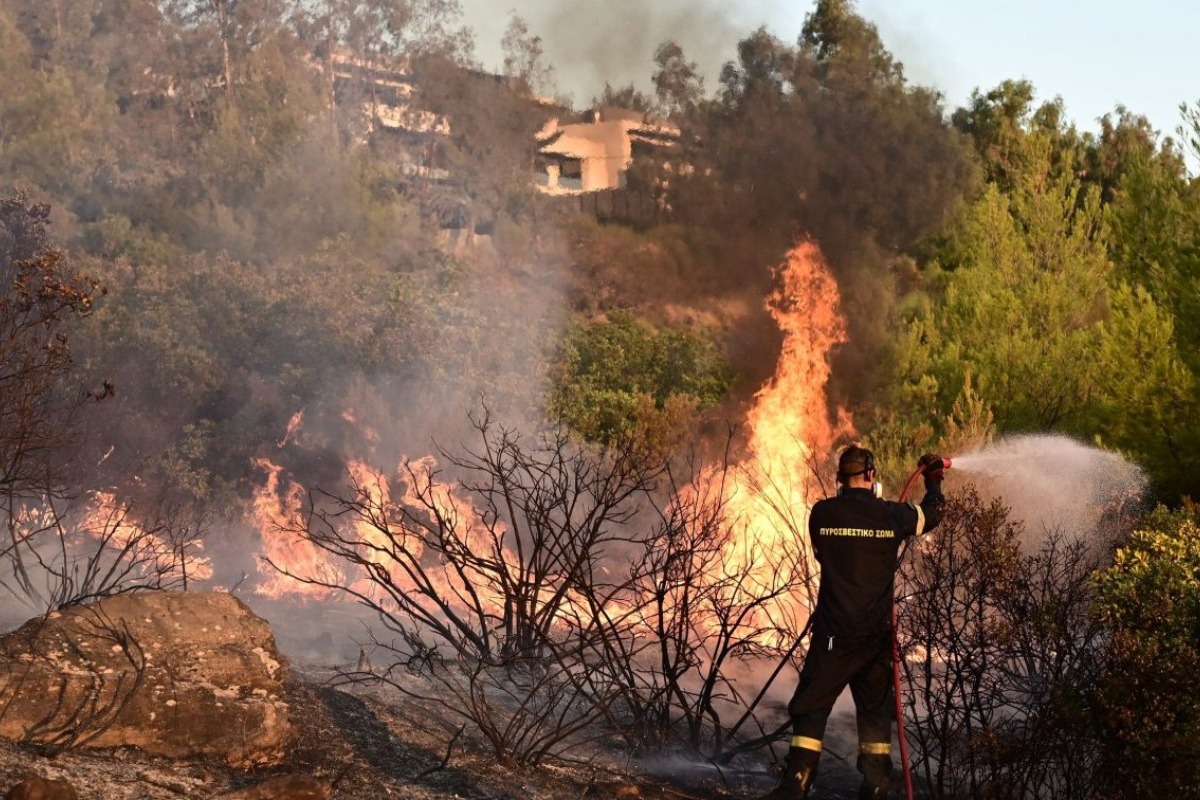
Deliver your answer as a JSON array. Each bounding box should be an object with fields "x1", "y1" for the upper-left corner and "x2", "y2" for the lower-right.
[{"x1": 536, "y1": 111, "x2": 679, "y2": 161}]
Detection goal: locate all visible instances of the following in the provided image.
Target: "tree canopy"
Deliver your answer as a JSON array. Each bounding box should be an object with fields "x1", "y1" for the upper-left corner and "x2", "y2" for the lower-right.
[
  {"x1": 3, "y1": 2, "x2": 1200, "y2": 792},
  {"x1": 0, "y1": 0, "x2": 1196, "y2": 509}
]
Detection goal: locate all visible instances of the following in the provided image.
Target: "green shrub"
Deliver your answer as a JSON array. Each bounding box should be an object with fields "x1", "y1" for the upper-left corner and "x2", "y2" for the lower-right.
[
  {"x1": 549, "y1": 311, "x2": 733, "y2": 449},
  {"x1": 1093, "y1": 506, "x2": 1200, "y2": 799}
]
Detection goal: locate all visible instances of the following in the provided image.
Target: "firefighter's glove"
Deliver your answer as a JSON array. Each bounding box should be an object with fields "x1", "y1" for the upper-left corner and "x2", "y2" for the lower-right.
[{"x1": 918, "y1": 453, "x2": 946, "y2": 485}]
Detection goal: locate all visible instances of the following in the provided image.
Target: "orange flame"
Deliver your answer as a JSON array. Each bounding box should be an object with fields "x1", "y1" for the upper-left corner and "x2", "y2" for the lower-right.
[
  {"x1": 81, "y1": 491, "x2": 214, "y2": 583},
  {"x1": 278, "y1": 410, "x2": 304, "y2": 448},
  {"x1": 251, "y1": 453, "x2": 516, "y2": 611},
  {"x1": 246, "y1": 241, "x2": 853, "y2": 644},
  {"x1": 251, "y1": 458, "x2": 342, "y2": 599},
  {"x1": 387, "y1": 455, "x2": 517, "y2": 616},
  {"x1": 718, "y1": 240, "x2": 853, "y2": 632},
  {"x1": 751, "y1": 240, "x2": 849, "y2": 474}
]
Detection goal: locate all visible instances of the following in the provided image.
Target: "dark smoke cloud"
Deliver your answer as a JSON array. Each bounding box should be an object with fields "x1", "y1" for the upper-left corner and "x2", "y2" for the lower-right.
[{"x1": 461, "y1": 0, "x2": 802, "y2": 104}]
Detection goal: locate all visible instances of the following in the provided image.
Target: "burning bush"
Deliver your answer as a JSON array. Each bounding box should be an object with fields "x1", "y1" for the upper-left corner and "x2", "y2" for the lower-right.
[
  {"x1": 263, "y1": 412, "x2": 823, "y2": 765},
  {"x1": 0, "y1": 194, "x2": 212, "y2": 616}
]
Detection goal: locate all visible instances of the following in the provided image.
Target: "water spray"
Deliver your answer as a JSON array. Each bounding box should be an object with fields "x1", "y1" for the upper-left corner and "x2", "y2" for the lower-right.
[
  {"x1": 886, "y1": 436, "x2": 1145, "y2": 800},
  {"x1": 939, "y1": 434, "x2": 1146, "y2": 549}
]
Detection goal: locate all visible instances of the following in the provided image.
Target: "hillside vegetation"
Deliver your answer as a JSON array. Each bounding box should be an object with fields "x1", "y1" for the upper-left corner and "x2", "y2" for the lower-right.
[
  {"x1": 2, "y1": 1, "x2": 1196, "y2": 510},
  {"x1": 3, "y1": 2, "x2": 1200, "y2": 796}
]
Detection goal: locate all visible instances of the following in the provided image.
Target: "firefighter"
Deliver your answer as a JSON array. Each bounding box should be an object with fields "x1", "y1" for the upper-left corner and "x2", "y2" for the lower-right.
[{"x1": 761, "y1": 446, "x2": 945, "y2": 800}]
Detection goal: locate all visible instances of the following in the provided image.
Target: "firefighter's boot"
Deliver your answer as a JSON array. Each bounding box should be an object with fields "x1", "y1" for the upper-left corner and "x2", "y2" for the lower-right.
[
  {"x1": 857, "y1": 782, "x2": 890, "y2": 800},
  {"x1": 760, "y1": 746, "x2": 817, "y2": 800},
  {"x1": 856, "y1": 749, "x2": 893, "y2": 800}
]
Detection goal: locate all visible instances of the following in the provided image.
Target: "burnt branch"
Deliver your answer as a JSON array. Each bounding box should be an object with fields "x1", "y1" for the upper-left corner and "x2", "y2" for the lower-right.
[
  {"x1": 896, "y1": 488, "x2": 1106, "y2": 800},
  {"x1": 5, "y1": 607, "x2": 146, "y2": 755},
  {"x1": 277, "y1": 415, "x2": 826, "y2": 765}
]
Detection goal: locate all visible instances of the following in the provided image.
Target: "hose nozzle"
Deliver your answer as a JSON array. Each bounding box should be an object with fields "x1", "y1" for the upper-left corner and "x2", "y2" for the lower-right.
[
  {"x1": 918, "y1": 455, "x2": 953, "y2": 475},
  {"x1": 929, "y1": 456, "x2": 952, "y2": 473}
]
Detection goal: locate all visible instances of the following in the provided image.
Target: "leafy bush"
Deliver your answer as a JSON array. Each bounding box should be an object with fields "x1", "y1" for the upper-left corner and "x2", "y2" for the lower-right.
[
  {"x1": 1093, "y1": 506, "x2": 1200, "y2": 799},
  {"x1": 549, "y1": 311, "x2": 733, "y2": 449}
]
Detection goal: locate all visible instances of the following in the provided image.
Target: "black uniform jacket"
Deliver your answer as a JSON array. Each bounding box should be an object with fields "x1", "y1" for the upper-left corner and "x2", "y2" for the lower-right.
[{"x1": 807, "y1": 486, "x2": 943, "y2": 640}]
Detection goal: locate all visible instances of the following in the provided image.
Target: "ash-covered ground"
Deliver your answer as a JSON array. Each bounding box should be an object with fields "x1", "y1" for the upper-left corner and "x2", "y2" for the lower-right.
[
  {"x1": 0, "y1": 679, "x2": 870, "y2": 799},
  {"x1": 0, "y1": 590, "x2": 873, "y2": 799}
]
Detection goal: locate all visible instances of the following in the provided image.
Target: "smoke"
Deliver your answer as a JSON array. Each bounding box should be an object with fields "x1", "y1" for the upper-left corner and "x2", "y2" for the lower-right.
[
  {"x1": 948, "y1": 434, "x2": 1147, "y2": 550},
  {"x1": 461, "y1": 0, "x2": 795, "y2": 103}
]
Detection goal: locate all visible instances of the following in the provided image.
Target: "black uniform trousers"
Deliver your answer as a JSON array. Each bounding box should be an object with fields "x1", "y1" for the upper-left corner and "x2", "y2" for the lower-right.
[{"x1": 787, "y1": 629, "x2": 895, "y2": 785}]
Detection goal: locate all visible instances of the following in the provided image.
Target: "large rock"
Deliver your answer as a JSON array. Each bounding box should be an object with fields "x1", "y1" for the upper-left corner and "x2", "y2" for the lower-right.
[
  {"x1": 216, "y1": 776, "x2": 332, "y2": 799},
  {"x1": 0, "y1": 591, "x2": 292, "y2": 767},
  {"x1": 5, "y1": 777, "x2": 80, "y2": 799}
]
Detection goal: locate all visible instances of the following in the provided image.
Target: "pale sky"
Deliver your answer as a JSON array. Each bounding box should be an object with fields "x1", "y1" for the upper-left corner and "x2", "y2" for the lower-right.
[{"x1": 460, "y1": 0, "x2": 1197, "y2": 149}]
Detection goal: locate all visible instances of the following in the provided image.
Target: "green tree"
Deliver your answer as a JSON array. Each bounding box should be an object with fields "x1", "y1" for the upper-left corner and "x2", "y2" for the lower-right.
[
  {"x1": 252, "y1": 132, "x2": 425, "y2": 260},
  {"x1": 1093, "y1": 506, "x2": 1200, "y2": 799},
  {"x1": 924, "y1": 163, "x2": 1110, "y2": 431},
  {"x1": 77, "y1": 230, "x2": 417, "y2": 492},
  {"x1": 594, "y1": 83, "x2": 654, "y2": 113},
  {"x1": 666, "y1": 4, "x2": 974, "y2": 417},
  {"x1": 1106, "y1": 125, "x2": 1200, "y2": 365},
  {"x1": 415, "y1": 55, "x2": 547, "y2": 238},
  {"x1": 793, "y1": 0, "x2": 975, "y2": 252},
  {"x1": 500, "y1": 13, "x2": 554, "y2": 97},
  {"x1": 1091, "y1": 107, "x2": 1199, "y2": 498},
  {"x1": 161, "y1": 0, "x2": 262, "y2": 100},
  {"x1": 1176, "y1": 98, "x2": 1200, "y2": 168},
  {"x1": 293, "y1": 0, "x2": 468, "y2": 140},
  {"x1": 950, "y1": 80, "x2": 1083, "y2": 192},
  {"x1": 799, "y1": 0, "x2": 902, "y2": 80},
  {"x1": 652, "y1": 40, "x2": 702, "y2": 118},
  {"x1": 192, "y1": 37, "x2": 323, "y2": 214},
  {"x1": 6, "y1": 0, "x2": 95, "y2": 70},
  {"x1": 1082, "y1": 108, "x2": 1178, "y2": 203},
  {"x1": 549, "y1": 311, "x2": 732, "y2": 449},
  {"x1": 0, "y1": 8, "x2": 111, "y2": 195},
  {"x1": 885, "y1": 85, "x2": 1200, "y2": 500},
  {"x1": 1092, "y1": 284, "x2": 1198, "y2": 499}
]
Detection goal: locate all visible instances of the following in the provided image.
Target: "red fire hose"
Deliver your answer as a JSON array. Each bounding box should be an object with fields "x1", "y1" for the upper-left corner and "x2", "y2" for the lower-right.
[{"x1": 893, "y1": 459, "x2": 949, "y2": 800}]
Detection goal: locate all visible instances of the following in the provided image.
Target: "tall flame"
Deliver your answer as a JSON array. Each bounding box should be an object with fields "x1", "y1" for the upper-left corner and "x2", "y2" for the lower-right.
[
  {"x1": 750, "y1": 240, "x2": 849, "y2": 477},
  {"x1": 719, "y1": 240, "x2": 852, "y2": 629}
]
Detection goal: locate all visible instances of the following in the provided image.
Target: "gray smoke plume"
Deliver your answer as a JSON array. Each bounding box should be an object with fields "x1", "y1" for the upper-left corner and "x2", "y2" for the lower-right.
[{"x1": 461, "y1": 0, "x2": 791, "y2": 103}]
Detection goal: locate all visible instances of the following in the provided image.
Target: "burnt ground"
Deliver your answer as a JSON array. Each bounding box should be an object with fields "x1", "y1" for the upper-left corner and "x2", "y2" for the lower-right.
[{"x1": 0, "y1": 663, "x2": 871, "y2": 800}]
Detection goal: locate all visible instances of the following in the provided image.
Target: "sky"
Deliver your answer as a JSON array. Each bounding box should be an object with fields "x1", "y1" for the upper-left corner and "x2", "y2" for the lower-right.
[{"x1": 459, "y1": 0, "x2": 1198, "y2": 146}]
